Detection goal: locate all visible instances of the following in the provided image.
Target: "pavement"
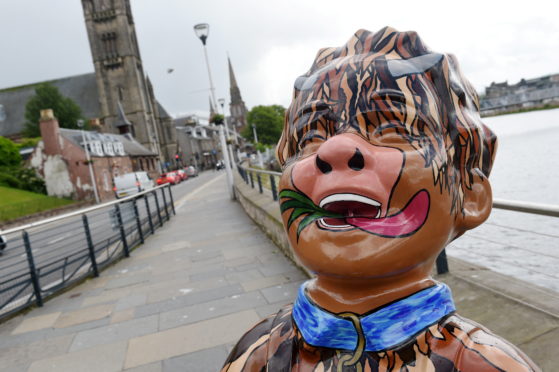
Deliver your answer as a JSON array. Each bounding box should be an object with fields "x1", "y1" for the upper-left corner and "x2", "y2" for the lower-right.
[{"x1": 0, "y1": 172, "x2": 557, "y2": 371}]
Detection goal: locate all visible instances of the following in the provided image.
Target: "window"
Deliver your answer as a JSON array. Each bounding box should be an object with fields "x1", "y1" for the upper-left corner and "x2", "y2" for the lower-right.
[
  {"x1": 94, "y1": 141, "x2": 104, "y2": 156},
  {"x1": 103, "y1": 142, "x2": 115, "y2": 156},
  {"x1": 113, "y1": 141, "x2": 125, "y2": 156},
  {"x1": 101, "y1": 32, "x2": 118, "y2": 59}
]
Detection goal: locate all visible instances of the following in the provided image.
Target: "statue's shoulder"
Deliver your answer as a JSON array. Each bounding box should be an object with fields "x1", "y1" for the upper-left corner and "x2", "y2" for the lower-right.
[
  {"x1": 431, "y1": 314, "x2": 540, "y2": 372},
  {"x1": 221, "y1": 304, "x2": 295, "y2": 372}
]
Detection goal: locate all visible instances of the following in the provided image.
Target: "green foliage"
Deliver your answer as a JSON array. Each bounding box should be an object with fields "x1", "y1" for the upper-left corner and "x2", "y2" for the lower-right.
[
  {"x1": 0, "y1": 185, "x2": 73, "y2": 222},
  {"x1": 16, "y1": 137, "x2": 41, "y2": 150},
  {"x1": 241, "y1": 105, "x2": 285, "y2": 145},
  {"x1": 279, "y1": 189, "x2": 343, "y2": 239},
  {"x1": 0, "y1": 166, "x2": 46, "y2": 194},
  {"x1": 210, "y1": 113, "x2": 224, "y2": 125},
  {"x1": 23, "y1": 83, "x2": 85, "y2": 137},
  {"x1": 0, "y1": 136, "x2": 22, "y2": 167},
  {"x1": 254, "y1": 142, "x2": 272, "y2": 153}
]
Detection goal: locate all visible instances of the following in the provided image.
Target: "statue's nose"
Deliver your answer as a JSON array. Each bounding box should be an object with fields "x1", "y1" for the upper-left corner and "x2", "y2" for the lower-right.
[{"x1": 315, "y1": 134, "x2": 368, "y2": 174}]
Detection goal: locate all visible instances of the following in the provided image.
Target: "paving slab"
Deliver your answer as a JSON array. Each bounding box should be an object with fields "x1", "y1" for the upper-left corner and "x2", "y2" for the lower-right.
[
  {"x1": 53, "y1": 304, "x2": 113, "y2": 329},
  {"x1": 158, "y1": 291, "x2": 267, "y2": 330},
  {"x1": 11, "y1": 312, "x2": 61, "y2": 335},
  {"x1": 69, "y1": 314, "x2": 159, "y2": 352},
  {"x1": 27, "y1": 340, "x2": 128, "y2": 372},
  {"x1": 124, "y1": 309, "x2": 260, "y2": 369},
  {"x1": 0, "y1": 334, "x2": 73, "y2": 372}
]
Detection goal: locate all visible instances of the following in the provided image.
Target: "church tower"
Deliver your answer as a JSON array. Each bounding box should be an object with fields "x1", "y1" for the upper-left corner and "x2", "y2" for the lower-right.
[
  {"x1": 81, "y1": 0, "x2": 162, "y2": 157},
  {"x1": 228, "y1": 57, "x2": 248, "y2": 134}
]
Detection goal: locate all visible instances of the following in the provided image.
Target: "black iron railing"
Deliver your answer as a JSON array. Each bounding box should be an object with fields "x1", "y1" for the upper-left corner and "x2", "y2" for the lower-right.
[
  {"x1": 236, "y1": 165, "x2": 559, "y2": 276},
  {"x1": 0, "y1": 184, "x2": 175, "y2": 320}
]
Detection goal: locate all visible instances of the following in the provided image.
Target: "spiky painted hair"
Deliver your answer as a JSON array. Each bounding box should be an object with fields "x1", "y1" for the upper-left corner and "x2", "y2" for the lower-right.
[{"x1": 276, "y1": 27, "x2": 497, "y2": 214}]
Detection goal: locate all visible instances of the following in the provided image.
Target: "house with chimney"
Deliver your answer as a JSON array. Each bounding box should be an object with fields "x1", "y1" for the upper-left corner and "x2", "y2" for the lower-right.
[{"x1": 30, "y1": 109, "x2": 159, "y2": 202}]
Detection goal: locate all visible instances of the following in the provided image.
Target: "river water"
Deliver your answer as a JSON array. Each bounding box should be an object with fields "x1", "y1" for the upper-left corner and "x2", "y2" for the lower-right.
[{"x1": 447, "y1": 108, "x2": 559, "y2": 292}]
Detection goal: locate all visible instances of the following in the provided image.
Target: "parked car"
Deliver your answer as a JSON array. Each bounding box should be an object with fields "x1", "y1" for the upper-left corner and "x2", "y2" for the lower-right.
[
  {"x1": 156, "y1": 172, "x2": 180, "y2": 185},
  {"x1": 185, "y1": 166, "x2": 198, "y2": 177},
  {"x1": 176, "y1": 169, "x2": 188, "y2": 181},
  {"x1": 168, "y1": 171, "x2": 182, "y2": 183},
  {"x1": 113, "y1": 172, "x2": 154, "y2": 198}
]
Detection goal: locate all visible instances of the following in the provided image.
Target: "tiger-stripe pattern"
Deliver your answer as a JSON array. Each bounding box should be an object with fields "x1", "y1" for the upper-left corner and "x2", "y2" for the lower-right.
[{"x1": 276, "y1": 27, "x2": 497, "y2": 217}]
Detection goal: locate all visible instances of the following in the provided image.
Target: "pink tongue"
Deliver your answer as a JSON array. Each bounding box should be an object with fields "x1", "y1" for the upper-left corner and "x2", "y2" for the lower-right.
[{"x1": 345, "y1": 190, "x2": 429, "y2": 237}]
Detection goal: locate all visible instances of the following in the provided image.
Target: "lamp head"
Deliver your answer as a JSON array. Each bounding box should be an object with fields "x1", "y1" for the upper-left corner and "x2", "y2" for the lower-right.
[{"x1": 194, "y1": 23, "x2": 209, "y2": 45}]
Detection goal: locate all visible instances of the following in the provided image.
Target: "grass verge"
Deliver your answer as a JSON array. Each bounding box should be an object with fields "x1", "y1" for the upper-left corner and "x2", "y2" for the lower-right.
[{"x1": 0, "y1": 186, "x2": 74, "y2": 222}]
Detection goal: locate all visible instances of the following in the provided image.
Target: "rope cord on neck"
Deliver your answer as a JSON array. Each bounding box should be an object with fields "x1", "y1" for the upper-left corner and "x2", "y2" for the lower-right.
[{"x1": 336, "y1": 312, "x2": 365, "y2": 372}]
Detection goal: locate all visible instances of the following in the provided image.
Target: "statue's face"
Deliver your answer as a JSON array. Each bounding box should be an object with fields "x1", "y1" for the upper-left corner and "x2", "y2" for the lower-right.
[{"x1": 278, "y1": 52, "x2": 463, "y2": 279}]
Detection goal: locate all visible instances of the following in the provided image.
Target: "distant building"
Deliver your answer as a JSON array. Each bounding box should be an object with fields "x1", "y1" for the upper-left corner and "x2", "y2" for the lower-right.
[
  {"x1": 81, "y1": 0, "x2": 177, "y2": 162},
  {"x1": 0, "y1": 0, "x2": 177, "y2": 167},
  {"x1": 174, "y1": 115, "x2": 221, "y2": 171},
  {"x1": 480, "y1": 73, "x2": 559, "y2": 116},
  {"x1": 30, "y1": 109, "x2": 158, "y2": 201},
  {"x1": 228, "y1": 57, "x2": 248, "y2": 135}
]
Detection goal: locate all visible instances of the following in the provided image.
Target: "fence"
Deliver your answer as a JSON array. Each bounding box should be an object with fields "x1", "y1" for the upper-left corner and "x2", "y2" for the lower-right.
[
  {"x1": 237, "y1": 165, "x2": 559, "y2": 275},
  {"x1": 0, "y1": 184, "x2": 175, "y2": 320}
]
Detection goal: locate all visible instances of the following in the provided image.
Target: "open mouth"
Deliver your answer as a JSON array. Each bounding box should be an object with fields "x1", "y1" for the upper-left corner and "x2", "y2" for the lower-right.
[
  {"x1": 318, "y1": 190, "x2": 430, "y2": 238},
  {"x1": 319, "y1": 194, "x2": 381, "y2": 229}
]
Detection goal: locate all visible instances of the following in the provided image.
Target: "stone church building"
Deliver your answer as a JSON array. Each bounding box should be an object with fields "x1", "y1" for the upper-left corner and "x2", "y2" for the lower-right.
[{"x1": 0, "y1": 0, "x2": 176, "y2": 166}]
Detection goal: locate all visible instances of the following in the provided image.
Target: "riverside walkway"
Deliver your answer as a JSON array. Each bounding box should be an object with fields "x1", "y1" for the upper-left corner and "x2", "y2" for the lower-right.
[{"x1": 0, "y1": 173, "x2": 557, "y2": 371}]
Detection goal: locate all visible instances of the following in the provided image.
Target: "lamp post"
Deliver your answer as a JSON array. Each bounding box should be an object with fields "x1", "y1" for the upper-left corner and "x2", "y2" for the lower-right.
[
  {"x1": 217, "y1": 98, "x2": 236, "y2": 144},
  {"x1": 252, "y1": 123, "x2": 264, "y2": 168},
  {"x1": 77, "y1": 120, "x2": 100, "y2": 203},
  {"x1": 218, "y1": 98, "x2": 237, "y2": 170},
  {"x1": 194, "y1": 23, "x2": 217, "y2": 111}
]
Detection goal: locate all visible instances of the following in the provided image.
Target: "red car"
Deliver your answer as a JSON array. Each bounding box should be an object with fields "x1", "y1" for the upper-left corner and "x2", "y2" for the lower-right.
[
  {"x1": 176, "y1": 169, "x2": 188, "y2": 181},
  {"x1": 156, "y1": 172, "x2": 180, "y2": 185}
]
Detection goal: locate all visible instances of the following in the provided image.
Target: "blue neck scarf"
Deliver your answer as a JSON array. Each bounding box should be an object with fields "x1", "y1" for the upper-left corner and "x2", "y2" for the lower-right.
[{"x1": 292, "y1": 282, "x2": 455, "y2": 352}]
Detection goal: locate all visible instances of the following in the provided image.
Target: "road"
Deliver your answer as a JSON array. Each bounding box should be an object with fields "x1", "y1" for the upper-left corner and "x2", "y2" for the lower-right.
[{"x1": 0, "y1": 170, "x2": 225, "y2": 314}]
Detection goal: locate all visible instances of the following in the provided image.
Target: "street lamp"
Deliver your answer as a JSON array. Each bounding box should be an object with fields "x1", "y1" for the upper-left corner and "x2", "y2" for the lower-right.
[
  {"x1": 193, "y1": 23, "x2": 217, "y2": 111},
  {"x1": 77, "y1": 120, "x2": 100, "y2": 203},
  {"x1": 217, "y1": 97, "x2": 237, "y2": 145}
]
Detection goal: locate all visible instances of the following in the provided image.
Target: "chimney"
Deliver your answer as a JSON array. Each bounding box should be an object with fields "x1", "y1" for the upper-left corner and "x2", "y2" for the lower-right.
[
  {"x1": 89, "y1": 118, "x2": 102, "y2": 131},
  {"x1": 39, "y1": 109, "x2": 62, "y2": 156}
]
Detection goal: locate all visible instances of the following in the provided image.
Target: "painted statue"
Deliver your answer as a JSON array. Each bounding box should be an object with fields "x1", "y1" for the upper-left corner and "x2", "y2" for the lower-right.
[{"x1": 222, "y1": 27, "x2": 540, "y2": 371}]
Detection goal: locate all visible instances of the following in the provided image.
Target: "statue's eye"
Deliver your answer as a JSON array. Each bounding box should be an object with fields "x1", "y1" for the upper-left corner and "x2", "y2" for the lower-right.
[
  {"x1": 374, "y1": 124, "x2": 410, "y2": 144},
  {"x1": 297, "y1": 129, "x2": 326, "y2": 152}
]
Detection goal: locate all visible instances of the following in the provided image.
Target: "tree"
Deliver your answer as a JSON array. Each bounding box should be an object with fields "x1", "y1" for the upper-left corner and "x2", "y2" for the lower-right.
[
  {"x1": 23, "y1": 83, "x2": 85, "y2": 137},
  {"x1": 0, "y1": 136, "x2": 21, "y2": 167},
  {"x1": 209, "y1": 113, "x2": 224, "y2": 125},
  {"x1": 241, "y1": 105, "x2": 285, "y2": 146},
  {"x1": 0, "y1": 136, "x2": 44, "y2": 193}
]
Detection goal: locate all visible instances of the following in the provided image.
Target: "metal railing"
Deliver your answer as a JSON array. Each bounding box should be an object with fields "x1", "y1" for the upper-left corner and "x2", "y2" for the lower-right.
[
  {"x1": 237, "y1": 165, "x2": 559, "y2": 275},
  {"x1": 0, "y1": 184, "x2": 175, "y2": 320}
]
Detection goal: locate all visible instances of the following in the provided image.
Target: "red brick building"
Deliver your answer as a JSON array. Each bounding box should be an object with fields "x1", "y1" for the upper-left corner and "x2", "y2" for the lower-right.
[{"x1": 30, "y1": 109, "x2": 159, "y2": 202}]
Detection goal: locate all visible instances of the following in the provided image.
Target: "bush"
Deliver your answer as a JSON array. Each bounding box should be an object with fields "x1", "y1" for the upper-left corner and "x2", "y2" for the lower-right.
[
  {"x1": 0, "y1": 166, "x2": 45, "y2": 194},
  {"x1": 0, "y1": 136, "x2": 22, "y2": 167}
]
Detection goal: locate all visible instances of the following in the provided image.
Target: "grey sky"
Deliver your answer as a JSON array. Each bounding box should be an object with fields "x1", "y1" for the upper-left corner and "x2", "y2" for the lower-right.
[{"x1": 0, "y1": 0, "x2": 557, "y2": 119}]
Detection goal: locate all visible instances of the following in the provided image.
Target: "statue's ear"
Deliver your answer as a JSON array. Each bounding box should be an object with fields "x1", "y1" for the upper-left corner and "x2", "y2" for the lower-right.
[{"x1": 456, "y1": 170, "x2": 492, "y2": 233}]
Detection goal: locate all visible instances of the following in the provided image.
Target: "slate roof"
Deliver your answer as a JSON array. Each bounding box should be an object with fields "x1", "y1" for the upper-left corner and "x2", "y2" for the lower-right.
[
  {"x1": 59, "y1": 128, "x2": 157, "y2": 157},
  {"x1": 0, "y1": 73, "x2": 101, "y2": 137}
]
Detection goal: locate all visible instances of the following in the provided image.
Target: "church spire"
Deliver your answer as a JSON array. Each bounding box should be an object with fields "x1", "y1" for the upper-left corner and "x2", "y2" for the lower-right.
[
  {"x1": 227, "y1": 55, "x2": 248, "y2": 133},
  {"x1": 228, "y1": 56, "x2": 238, "y2": 91}
]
